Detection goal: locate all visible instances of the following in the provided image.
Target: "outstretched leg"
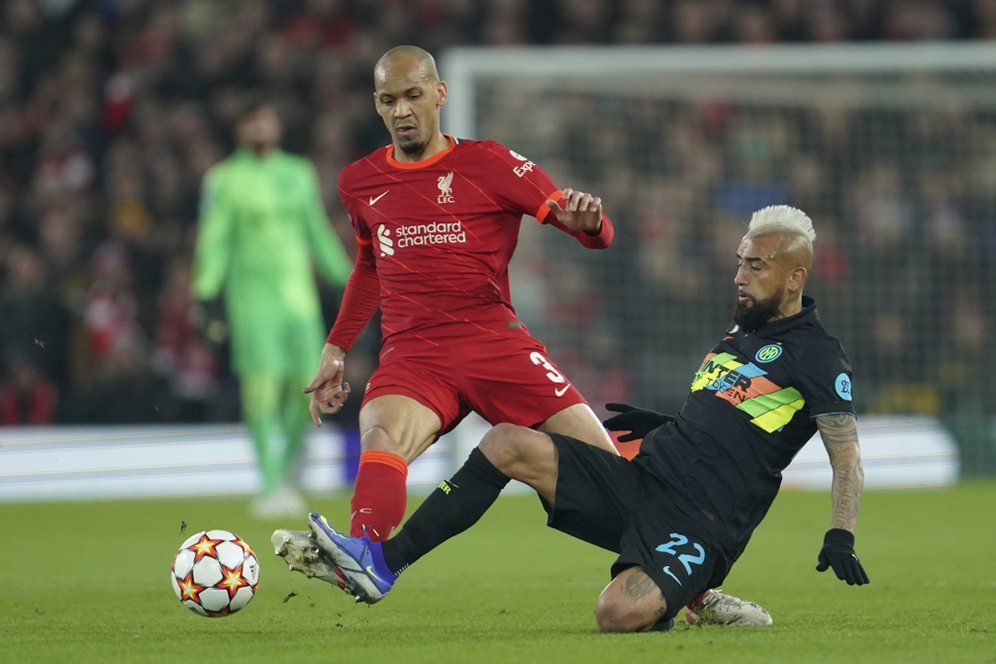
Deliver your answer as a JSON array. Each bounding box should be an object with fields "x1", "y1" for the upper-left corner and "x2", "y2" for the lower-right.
[{"x1": 275, "y1": 423, "x2": 554, "y2": 602}]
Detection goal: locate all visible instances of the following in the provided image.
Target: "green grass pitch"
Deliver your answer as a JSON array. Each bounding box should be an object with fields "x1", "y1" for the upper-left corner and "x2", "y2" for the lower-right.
[{"x1": 1, "y1": 483, "x2": 993, "y2": 663}]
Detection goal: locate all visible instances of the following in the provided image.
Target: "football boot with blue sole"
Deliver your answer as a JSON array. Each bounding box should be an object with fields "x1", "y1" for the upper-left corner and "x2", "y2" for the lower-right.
[{"x1": 307, "y1": 512, "x2": 396, "y2": 604}]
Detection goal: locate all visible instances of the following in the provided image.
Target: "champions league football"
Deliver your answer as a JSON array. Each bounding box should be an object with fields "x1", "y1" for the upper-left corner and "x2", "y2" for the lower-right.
[{"x1": 170, "y1": 530, "x2": 260, "y2": 617}]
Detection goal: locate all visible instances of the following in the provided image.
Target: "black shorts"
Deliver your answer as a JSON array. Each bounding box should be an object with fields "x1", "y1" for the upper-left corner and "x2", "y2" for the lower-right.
[{"x1": 544, "y1": 434, "x2": 733, "y2": 619}]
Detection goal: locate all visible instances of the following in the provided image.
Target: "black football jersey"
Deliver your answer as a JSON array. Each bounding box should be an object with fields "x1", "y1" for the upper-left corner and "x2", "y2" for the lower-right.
[{"x1": 634, "y1": 297, "x2": 855, "y2": 559}]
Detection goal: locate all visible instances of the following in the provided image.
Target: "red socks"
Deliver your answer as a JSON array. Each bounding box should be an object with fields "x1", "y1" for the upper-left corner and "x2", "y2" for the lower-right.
[{"x1": 350, "y1": 451, "x2": 408, "y2": 540}]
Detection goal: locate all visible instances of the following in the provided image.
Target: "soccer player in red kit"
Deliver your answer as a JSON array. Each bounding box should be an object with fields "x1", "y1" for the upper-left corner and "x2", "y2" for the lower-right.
[
  {"x1": 280, "y1": 44, "x2": 770, "y2": 627},
  {"x1": 305, "y1": 45, "x2": 619, "y2": 542}
]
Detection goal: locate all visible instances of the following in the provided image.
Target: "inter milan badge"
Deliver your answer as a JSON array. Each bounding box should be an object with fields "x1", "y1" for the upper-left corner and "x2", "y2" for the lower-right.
[
  {"x1": 755, "y1": 344, "x2": 783, "y2": 363},
  {"x1": 835, "y1": 373, "x2": 853, "y2": 401}
]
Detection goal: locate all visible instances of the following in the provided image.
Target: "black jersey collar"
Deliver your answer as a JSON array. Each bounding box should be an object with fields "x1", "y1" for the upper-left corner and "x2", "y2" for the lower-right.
[{"x1": 737, "y1": 296, "x2": 817, "y2": 338}]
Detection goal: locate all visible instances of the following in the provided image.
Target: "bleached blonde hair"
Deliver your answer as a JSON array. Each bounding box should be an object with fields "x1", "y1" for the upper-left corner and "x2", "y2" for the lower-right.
[{"x1": 746, "y1": 205, "x2": 816, "y2": 245}]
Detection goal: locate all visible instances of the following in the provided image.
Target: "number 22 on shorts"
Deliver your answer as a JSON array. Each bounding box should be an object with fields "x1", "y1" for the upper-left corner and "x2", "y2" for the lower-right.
[{"x1": 656, "y1": 532, "x2": 707, "y2": 586}]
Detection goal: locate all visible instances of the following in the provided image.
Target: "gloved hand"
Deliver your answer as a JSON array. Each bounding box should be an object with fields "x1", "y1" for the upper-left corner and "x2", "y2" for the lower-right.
[
  {"x1": 194, "y1": 298, "x2": 228, "y2": 347},
  {"x1": 601, "y1": 403, "x2": 675, "y2": 442},
  {"x1": 816, "y1": 528, "x2": 870, "y2": 586}
]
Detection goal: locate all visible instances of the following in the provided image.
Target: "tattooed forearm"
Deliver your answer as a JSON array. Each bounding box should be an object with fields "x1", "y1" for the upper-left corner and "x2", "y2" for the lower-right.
[
  {"x1": 829, "y1": 464, "x2": 862, "y2": 530},
  {"x1": 817, "y1": 413, "x2": 864, "y2": 532}
]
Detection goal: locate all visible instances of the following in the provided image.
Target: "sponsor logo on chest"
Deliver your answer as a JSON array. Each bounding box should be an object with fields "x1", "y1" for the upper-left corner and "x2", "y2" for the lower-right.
[{"x1": 376, "y1": 220, "x2": 467, "y2": 256}]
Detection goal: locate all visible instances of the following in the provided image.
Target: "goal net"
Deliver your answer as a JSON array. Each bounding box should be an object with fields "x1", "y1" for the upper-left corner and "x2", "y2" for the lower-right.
[{"x1": 441, "y1": 44, "x2": 996, "y2": 471}]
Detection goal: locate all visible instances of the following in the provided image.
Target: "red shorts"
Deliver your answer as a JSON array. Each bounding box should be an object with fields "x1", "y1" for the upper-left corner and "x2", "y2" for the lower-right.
[{"x1": 361, "y1": 323, "x2": 587, "y2": 435}]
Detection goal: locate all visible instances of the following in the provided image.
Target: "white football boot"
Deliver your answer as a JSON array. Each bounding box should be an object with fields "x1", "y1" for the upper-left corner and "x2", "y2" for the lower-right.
[
  {"x1": 684, "y1": 589, "x2": 773, "y2": 626},
  {"x1": 271, "y1": 528, "x2": 348, "y2": 589}
]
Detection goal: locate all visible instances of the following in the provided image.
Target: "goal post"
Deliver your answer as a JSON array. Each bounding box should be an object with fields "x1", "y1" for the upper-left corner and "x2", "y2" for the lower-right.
[
  {"x1": 444, "y1": 43, "x2": 996, "y2": 137},
  {"x1": 439, "y1": 43, "x2": 996, "y2": 474}
]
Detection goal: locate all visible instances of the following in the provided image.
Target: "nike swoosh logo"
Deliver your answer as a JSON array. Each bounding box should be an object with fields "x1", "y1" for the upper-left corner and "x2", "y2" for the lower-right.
[
  {"x1": 368, "y1": 191, "x2": 389, "y2": 206},
  {"x1": 554, "y1": 384, "x2": 570, "y2": 397},
  {"x1": 365, "y1": 565, "x2": 383, "y2": 581}
]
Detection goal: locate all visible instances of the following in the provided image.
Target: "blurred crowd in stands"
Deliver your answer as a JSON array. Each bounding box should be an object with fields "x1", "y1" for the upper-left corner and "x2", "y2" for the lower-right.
[
  {"x1": 0, "y1": 0, "x2": 994, "y2": 438},
  {"x1": 505, "y1": 91, "x2": 995, "y2": 422}
]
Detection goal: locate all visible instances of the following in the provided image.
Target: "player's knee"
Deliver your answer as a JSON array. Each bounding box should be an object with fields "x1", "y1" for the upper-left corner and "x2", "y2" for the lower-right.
[
  {"x1": 361, "y1": 426, "x2": 399, "y2": 453},
  {"x1": 594, "y1": 595, "x2": 653, "y2": 633},
  {"x1": 595, "y1": 569, "x2": 666, "y2": 633},
  {"x1": 361, "y1": 426, "x2": 421, "y2": 464},
  {"x1": 478, "y1": 422, "x2": 533, "y2": 474}
]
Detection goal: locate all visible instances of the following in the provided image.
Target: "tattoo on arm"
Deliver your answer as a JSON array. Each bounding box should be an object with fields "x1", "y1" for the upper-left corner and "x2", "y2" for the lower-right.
[{"x1": 817, "y1": 413, "x2": 864, "y2": 532}]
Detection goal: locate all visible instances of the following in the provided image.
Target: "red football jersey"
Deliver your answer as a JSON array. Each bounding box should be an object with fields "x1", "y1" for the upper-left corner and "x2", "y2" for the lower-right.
[{"x1": 328, "y1": 136, "x2": 613, "y2": 349}]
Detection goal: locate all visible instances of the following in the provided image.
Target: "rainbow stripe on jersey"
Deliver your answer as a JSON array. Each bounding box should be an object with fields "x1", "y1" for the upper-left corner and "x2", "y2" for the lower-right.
[{"x1": 690, "y1": 352, "x2": 804, "y2": 433}]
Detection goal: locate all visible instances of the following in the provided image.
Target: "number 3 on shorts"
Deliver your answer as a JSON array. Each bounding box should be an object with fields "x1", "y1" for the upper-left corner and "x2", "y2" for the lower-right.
[{"x1": 529, "y1": 351, "x2": 566, "y2": 385}]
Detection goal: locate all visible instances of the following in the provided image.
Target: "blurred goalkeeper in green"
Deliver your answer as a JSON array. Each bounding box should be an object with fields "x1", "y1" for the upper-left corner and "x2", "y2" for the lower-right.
[{"x1": 193, "y1": 101, "x2": 352, "y2": 518}]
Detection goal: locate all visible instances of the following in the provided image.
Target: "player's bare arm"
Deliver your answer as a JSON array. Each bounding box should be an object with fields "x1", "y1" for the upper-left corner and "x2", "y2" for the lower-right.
[
  {"x1": 817, "y1": 413, "x2": 864, "y2": 532},
  {"x1": 546, "y1": 187, "x2": 603, "y2": 234},
  {"x1": 815, "y1": 412, "x2": 870, "y2": 585},
  {"x1": 304, "y1": 342, "x2": 351, "y2": 426}
]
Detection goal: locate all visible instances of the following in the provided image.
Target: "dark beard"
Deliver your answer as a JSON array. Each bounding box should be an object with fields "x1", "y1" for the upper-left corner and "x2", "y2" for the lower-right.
[
  {"x1": 398, "y1": 139, "x2": 425, "y2": 155},
  {"x1": 733, "y1": 294, "x2": 782, "y2": 331}
]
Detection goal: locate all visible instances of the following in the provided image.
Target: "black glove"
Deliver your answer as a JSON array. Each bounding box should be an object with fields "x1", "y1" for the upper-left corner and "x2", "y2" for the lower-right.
[
  {"x1": 601, "y1": 403, "x2": 675, "y2": 442},
  {"x1": 816, "y1": 528, "x2": 869, "y2": 586},
  {"x1": 194, "y1": 298, "x2": 228, "y2": 347}
]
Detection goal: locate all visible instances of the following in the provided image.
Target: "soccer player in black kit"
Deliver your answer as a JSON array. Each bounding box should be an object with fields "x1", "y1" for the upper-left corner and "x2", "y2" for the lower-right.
[{"x1": 274, "y1": 205, "x2": 869, "y2": 632}]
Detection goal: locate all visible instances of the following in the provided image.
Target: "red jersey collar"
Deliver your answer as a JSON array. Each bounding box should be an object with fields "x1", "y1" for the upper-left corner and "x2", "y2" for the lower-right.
[{"x1": 384, "y1": 134, "x2": 458, "y2": 169}]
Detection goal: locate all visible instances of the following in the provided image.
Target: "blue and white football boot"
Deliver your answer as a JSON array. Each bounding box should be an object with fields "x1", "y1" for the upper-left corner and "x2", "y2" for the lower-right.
[{"x1": 307, "y1": 512, "x2": 397, "y2": 604}]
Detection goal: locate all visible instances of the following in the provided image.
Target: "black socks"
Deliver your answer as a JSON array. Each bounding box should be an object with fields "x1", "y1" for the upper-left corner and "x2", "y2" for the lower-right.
[{"x1": 382, "y1": 447, "x2": 510, "y2": 574}]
